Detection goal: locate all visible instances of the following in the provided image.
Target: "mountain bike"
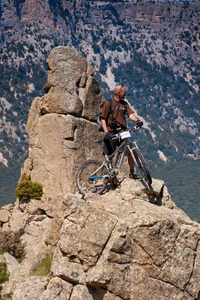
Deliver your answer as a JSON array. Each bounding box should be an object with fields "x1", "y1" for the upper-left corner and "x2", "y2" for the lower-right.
[{"x1": 76, "y1": 126, "x2": 152, "y2": 195}]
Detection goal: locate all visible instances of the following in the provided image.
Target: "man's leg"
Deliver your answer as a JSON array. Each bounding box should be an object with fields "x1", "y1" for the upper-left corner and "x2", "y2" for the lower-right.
[
  {"x1": 128, "y1": 154, "x2": 139, "y2": 179},
  {"x1": 128, "y1": 154, "x2": 135, "y2": 174}
]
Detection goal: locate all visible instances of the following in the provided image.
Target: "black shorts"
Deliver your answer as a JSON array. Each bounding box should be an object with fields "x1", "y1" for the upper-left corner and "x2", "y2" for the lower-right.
[{"x1": 103, "y1": 131, "x2": 121, "y2": 156}]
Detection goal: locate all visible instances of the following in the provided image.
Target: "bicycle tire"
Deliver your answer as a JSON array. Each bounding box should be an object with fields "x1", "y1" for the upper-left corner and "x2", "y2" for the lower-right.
[
  {"x1": 132, "y1": 148, "x2": 152, "y2": 185},
  {"x1": 76, "y1": 160, "x2": 109, "y2": 195}
]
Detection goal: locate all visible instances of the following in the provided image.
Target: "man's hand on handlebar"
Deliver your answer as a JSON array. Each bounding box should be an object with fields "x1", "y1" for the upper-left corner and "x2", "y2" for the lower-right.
[{"x1": 136, "y1": 119, "x2": 143, "y2": 128}]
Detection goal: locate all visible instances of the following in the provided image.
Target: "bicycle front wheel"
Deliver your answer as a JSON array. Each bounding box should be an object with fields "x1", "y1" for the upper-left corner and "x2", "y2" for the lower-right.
[
  {"x1": 76, "y1": 160, "x2": 109, "y2": 195},
  {"x1": 132, "y1": 148, "x2": 152, "y2": 185}
]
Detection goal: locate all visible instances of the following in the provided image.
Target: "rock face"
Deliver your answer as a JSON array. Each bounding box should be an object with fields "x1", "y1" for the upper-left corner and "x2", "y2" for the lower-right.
[
  {"x1": 23, "y1": 46, "x2": 105, "y2": 197},
  {"x1": 1, "y1": 47, "x2": 200, "y2": 299},
  {"x1": 1, "y1": 178, "x2": 200, "y2": 300}
]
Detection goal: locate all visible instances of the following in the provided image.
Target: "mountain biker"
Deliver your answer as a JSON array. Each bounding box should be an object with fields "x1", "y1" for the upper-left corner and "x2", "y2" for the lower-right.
[{"x1": 101, "y1": 84, "x2": 143, "y2": 179}]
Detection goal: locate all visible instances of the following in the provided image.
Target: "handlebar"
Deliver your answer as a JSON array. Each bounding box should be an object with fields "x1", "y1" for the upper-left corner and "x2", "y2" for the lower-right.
[
  {"x1": 94, "y1": 125, "x2": 142, "y2": 144},
  {"x1": 112, "y1": 125, "x2": 140, "y2": 140},
  {"x1": 129, "y1": 125, "x2": 138, "y2": 132}
]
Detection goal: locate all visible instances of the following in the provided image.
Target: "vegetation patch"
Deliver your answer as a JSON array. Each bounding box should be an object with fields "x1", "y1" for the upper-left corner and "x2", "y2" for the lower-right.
[
  {"x1": 32, "y1": 253, "x2": 53, "y2": 277},
  {"x1": 15, "y1": 174, "x2": 43, "y2": 201},
  {"x1": 0, "y1": 262, "x2": 12, "y2": 299},
  {"x1": 1, "y1": 292, "x2": 13, "y2": 299},
  {"x1": 0, "y1": 231, "x2": 25, "y2": 262},
  {"x1": 0, "y1": 263, "x2": 9, "y2": 285}
]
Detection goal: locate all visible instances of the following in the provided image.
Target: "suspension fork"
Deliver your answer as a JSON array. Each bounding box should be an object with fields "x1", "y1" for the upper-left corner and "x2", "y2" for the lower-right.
[{"x1": 127, "y1": 142, "x2": 138, "y2": 164}]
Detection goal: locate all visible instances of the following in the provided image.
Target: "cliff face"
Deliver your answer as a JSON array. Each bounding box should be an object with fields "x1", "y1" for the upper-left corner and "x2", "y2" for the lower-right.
[
  {"x1": 0, "y1": 47, "x2": 200, "y2": 300},
  {"x1": 22, "y1": 46, "x2": 105, "y2": 197}
]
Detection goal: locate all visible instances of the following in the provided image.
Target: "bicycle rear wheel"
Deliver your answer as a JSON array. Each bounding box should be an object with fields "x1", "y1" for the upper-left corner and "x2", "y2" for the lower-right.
[
  {"x1": 132, "y1": 148, "x2": 152, "y2": 185},
  {"x1": 76, "y1": 160, "x2": 109, "y2": 195}
]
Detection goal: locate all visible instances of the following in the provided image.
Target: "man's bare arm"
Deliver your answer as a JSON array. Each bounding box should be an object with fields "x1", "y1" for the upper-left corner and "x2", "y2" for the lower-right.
[
  {"x1": 101, "y1": 119, "x2": 108, "y2": 133},
  {"x1": 129, "y1": 113, "x2": 138, "y2": 122}
]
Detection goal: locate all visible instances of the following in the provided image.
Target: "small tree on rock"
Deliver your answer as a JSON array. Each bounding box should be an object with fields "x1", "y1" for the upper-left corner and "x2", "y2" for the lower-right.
[{"x1": 15, "y1": 174, "x2": 43, "y2": 201}]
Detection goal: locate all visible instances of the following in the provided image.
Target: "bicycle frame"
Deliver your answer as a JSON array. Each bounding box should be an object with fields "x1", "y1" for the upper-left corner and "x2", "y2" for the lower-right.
[
  {"x1": 90, "y1": 161, "x2": 108, "y2": 179},
  {"x1": 90, "y1": 140, "x2": 128, "y2": 180},
  {"x1": 91, "y1": 126, "x2": 139, "y2": 180},
  {"x1": 109, "y1": 139, "x2": 129, "y2": 172}
]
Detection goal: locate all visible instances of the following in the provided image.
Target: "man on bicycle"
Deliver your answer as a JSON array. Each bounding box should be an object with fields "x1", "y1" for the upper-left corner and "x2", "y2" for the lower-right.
[{"x1": 101, "y1": 84, "x2": 143, "y2": 179}]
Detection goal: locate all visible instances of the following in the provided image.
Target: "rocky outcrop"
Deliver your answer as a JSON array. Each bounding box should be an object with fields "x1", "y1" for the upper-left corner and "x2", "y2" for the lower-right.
[
  {"x1": 0, "y1": 46, "x2": 200, "y2": 299},
  {"x1": 22, "y1": 46, "x2": 105, "y2": 197},
  {"x1": 1, "y1": 178, "x2": 200, "y2": 300}
]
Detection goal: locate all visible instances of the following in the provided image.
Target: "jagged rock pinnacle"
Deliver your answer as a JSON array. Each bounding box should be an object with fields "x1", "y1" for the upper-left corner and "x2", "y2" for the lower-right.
[{"x1": 22, "y1": 46, "x2": 105, "y2": 197}]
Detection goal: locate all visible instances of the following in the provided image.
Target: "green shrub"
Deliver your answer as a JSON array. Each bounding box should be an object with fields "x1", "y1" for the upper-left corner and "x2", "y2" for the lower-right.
[{"x1": 15, "y1": 174, "x2": 43, "y2": 201}]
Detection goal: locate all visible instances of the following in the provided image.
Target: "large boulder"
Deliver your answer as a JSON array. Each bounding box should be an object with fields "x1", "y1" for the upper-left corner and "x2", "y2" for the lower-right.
[
  {"x1": 42, "y1": 46, "x2": 103, "y2": 119},
  {"x1": 50, "y1": 179, "x2": 200, "y2": 300}
]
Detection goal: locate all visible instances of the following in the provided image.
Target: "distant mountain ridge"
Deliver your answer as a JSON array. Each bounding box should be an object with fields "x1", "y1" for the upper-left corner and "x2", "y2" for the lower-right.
[{"x1": 0, "y1": 0, "x2": 200, "y2": 220}]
